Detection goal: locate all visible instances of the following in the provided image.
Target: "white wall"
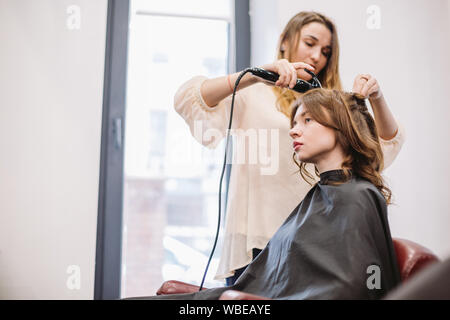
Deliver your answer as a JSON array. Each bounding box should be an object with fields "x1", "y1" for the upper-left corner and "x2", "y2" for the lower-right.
[
  {"x1": 250, "y1": 0, "x2": 450, "y2": 259},
  {"x1": 0, "y1": 0, "x2": 107, "y2": 299}
]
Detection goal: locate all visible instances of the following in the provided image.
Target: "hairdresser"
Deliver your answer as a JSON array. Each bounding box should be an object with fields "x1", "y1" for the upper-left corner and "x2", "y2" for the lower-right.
[{"x1": 173, "y1": 11, "x2": 405, "y2": 285}]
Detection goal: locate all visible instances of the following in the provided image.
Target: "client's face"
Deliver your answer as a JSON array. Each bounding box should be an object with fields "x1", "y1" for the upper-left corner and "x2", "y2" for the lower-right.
[{"x1": 289, "y1": 104, "x2": 337, "y2": 164}]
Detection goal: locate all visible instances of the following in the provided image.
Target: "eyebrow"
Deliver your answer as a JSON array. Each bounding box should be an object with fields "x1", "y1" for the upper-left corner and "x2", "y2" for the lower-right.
[
  {"x1": 304, "y1": 35, "x2": 332, "y2": 49},
  {"x1": 293, "y1": 110, "x2": 310, "y2": 125},
  {"x1": 300, "y1": 111, "x2": 310, "y2": 117}
]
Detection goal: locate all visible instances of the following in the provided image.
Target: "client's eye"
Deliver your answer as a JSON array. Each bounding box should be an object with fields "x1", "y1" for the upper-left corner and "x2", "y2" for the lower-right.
[{"x1": 305, "y1": 118, "x2": 312, "y2": 123}]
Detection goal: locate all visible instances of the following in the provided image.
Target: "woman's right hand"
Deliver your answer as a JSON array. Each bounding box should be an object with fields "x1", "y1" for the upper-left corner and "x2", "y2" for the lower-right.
[{"x1": 259, "y1": 59, "x2": 316, "y2": 89}]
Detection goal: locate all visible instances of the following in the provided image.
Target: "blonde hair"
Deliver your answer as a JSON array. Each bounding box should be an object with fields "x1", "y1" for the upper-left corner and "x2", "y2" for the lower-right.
[
  {"x1": 273, "y1": 11, "x2": 342, "y2": 118},
  {"x1": 290, "y1": 88, "x2": 392, "y2": 204}
]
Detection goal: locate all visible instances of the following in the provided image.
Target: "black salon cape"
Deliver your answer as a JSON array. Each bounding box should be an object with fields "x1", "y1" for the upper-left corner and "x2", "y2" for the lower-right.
[{"x1": 131, "y1": 170, "x2": 401, "y2": 300}]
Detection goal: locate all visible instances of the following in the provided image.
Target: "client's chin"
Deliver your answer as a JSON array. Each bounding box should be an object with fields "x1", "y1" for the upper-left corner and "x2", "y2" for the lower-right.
[{"x1": 295, "y1": 153, "x2": 313, "y2": 164}]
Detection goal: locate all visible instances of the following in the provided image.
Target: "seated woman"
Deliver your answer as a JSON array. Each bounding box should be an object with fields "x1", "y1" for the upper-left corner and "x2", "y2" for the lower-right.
[{"x1": 130, "y1": 88, "x2": 401, "y2": 300}]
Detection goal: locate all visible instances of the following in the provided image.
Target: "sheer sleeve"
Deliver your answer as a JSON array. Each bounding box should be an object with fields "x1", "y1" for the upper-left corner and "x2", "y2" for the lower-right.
[
  {"x1": 174, "y1": 76, "x2": 245, "y2": 149},
  {"x1": 380, "y1": 121, "x2": 406, "y2": 169}
]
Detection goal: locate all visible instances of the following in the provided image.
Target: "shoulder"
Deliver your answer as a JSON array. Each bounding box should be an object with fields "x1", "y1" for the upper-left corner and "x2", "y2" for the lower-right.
[
  {"x1": 325, "y1": 177, "x2": 386, "y2": 221},
  {"x1": 352, "y1": 177, "x2": 386, "y2": 206},
  {"x1": 333, "y1": 176, "x2": 384, "y2": 202}
]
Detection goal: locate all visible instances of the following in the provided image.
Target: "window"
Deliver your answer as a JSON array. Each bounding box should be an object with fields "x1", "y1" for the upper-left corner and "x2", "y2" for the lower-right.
[{"x1": 121, "y1": 0, "x2": 233, "y2": 298}]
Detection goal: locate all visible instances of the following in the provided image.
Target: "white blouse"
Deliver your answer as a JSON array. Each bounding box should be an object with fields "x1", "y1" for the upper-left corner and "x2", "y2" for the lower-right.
[{"x1": 174, "y1": 76, "x2": 405, "y2": 280}]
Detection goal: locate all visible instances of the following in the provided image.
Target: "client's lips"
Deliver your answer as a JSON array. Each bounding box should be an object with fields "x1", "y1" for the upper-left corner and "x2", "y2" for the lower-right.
[{"x1": 293, "y1": 142, "x2": 303, "y2": 150}]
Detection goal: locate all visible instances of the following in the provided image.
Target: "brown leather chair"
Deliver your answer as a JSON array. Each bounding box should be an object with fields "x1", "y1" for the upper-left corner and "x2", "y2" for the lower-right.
[
  {"x1": 156, "y1": 238, "x2": 440, "y2": 300},
  {"x1": 156, "y1": 280, "x2": 206, "y2": 295},
  {"x1": 392, "y1": 238, "x2": 439, "y2": 281}
]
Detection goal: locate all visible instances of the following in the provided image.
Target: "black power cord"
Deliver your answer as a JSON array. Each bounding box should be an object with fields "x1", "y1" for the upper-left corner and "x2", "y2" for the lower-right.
[{"x1": 198, "y1": 68, "x2": 252, "y2": 291}]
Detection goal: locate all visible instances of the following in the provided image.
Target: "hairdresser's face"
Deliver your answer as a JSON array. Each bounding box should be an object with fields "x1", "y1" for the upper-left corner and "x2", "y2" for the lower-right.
[
  {"x1": 289, "y1": 104, "x2": 337, "y2": 164},
  {"x1": 289, "y1": 22, "x2": 331, "y2": 80}
]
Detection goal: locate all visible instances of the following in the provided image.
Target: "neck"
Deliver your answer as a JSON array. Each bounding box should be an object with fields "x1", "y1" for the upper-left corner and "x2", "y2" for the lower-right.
[{"x1": 315, "y1": 146, "x2": 346, "y2": 174}]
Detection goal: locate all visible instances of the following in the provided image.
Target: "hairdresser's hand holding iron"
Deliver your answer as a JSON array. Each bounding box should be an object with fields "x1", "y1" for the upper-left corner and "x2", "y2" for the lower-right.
[
  {"x1": 260, "y1": 59, "x2": 315, "y2": 89},
  {"x1": 352, "y1": 74, "x2": 399, "y2": 140}
]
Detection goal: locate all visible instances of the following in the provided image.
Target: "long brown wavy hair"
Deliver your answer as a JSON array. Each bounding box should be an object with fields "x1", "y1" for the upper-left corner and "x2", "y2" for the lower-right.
[
  {"x1": 290, "y1": 88, "x2": 392, "y2": 204},
  {"x1": 273, "y1": 11, "x2": 343, "y2": 118}
]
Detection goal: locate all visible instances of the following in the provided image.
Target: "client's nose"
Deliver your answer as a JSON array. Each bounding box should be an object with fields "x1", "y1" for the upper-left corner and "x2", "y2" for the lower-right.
[{"x1": 289, "y1": 127, "x2": 301, "y2": 139}]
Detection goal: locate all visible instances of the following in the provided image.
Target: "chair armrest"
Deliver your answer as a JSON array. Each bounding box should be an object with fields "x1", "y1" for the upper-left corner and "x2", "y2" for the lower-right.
[
  {"x1": 392, "y1": 238, "x2": 440, "y2": 281},
  {"x1": 219, "y1": 290, "x2": 270, "y2": 300},
  {"x1": 156, "y1": 280, "x2": 207, "y2": 295}
]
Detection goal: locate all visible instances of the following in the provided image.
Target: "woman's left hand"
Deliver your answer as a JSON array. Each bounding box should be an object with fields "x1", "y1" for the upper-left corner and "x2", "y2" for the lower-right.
[{"x1": 352, "y1": 74, "x2": 382, "y2": 100}]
